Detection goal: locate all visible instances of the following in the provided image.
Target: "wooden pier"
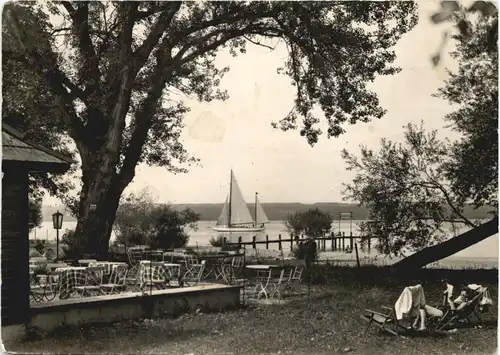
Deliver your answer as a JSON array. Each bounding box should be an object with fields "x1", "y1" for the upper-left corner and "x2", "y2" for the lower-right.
[{"x1": 224, "y1": 232, "x2": 376, "y2": 252}]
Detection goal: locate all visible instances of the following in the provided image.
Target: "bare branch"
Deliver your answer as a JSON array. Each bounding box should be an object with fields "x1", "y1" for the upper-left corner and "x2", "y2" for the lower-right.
[
  {"x1": 243, "y1": 35, "x2": 275, "y2": 50},
  {"x1": 50, "y1": 27, "x2": 71, "y2": 35}
]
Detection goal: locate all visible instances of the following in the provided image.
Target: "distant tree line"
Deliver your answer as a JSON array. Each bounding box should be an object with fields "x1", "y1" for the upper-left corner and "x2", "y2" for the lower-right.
[{"x1": 40, "y1": 202, "x2": 492, "y2": 223}]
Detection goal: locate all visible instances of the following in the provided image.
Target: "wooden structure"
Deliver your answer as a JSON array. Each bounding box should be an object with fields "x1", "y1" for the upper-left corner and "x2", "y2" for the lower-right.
[
  {"x1": 2, "y1": 124, "x2": 74, "y2": 326},
  {"x1": 226, "y1": 233, "x2": 375, "y2": 252}
]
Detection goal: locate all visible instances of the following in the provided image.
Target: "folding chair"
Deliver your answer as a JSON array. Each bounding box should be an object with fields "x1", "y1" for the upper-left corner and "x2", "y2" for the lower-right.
[
  {"x1": 40, "y1": 263, "x2": 68, "y2": 300},
  {"x1": 183, "y1": 254, "x2": 200, "y2": 274},
  {"x1": 74, "y1": 266, "x2": 105, "y2": 297},
  {"x1": 230, "y1": 256, "x2": 246, "y2": 285},
  {"x1": 288, "y1": 266, "x2": 303, "y2": 293},
  {"x1": 127, "y1": 248, "x2": 144, "y2": 267},
  {"x1": 182, "y1": 260, "x2": 206, "y2": 287},
  {"x1": 125, "y1": 264, "x2": 142, "y2": 291},
  {"x1": 30, "y1": 269, "x2": 60, "y2": 302},
  {"x1": 361, "y1": 306, "x2": 412, "y2": 336},
  {"x1": 141, "y1": 261, "x2": 170, "y2": 290},
  {"x1": 435, "y1": 289, "x2": 489, "y2": 330},
  {"x1": 269, "y1": 268, "x2": 291, "y2": 300},
  {"x1": 99, "y1": 265, "x2": 128, "y2": 294},
  {"x1": 254, "y1": 268, "x2": 274, "y2": 300}
]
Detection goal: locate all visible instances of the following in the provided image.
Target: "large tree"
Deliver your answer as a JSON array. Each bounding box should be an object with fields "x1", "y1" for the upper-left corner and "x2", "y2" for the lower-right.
[
  {"x1": 3, "y1": 1, "x2": 418, "y2": 257},
  {"x1": 393, "y1": 10, "x2": 498, "y2": 269},
  {"x1": 343, "y1": 10, "x2": 498, "y2": 268},
  {"x1": 341, "y1": 122, "x2": 476, "y2": 257},
  {"x1": 342, "y1": 122, "x2": 498, "y2": 266},
  {"x1": 436, "y1": 14, "x2": 498, "y2": 211}
]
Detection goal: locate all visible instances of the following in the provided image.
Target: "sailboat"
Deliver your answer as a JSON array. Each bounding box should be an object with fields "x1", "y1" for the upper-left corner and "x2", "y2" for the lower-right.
[{"x1": 212, "y1": 170, "x2": 269, "y2": 233}]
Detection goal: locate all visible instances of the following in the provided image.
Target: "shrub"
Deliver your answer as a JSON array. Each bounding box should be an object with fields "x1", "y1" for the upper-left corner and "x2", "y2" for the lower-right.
[
  {"x1": 114, "y1": 189, "x2": 200, "y2": 250},
  {"x1": 209, "y1": 235, "x2": 226, "y2": 247},
  {"x1": 61, "y1": 229, "x2": 85, "y2": 260},
  {"x1": 291, "y1": 238, "x2": 319, "y2": 265},
  {"x1": 149, "y1": 205, "x2": 200, "y2": 249},
  {"x1": 33, "y1": 240, "x2": 45, "y2": 254},
  {"x1": 286, "y1": 209, "x2": 332, "y2": 239}
]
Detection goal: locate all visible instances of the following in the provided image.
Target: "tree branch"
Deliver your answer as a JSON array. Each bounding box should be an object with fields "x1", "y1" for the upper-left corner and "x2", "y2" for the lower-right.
[
  {"x1": 117, "y1": 41, "x2": 175, "y2": 189},
  {"x1": 176, "y1": 25, "x2": 282, "y2": 65},
  {"x1": 132, "y1": 2, "x2": 182, "y2": 70},
  {"x1": 243, "y1": 35, "x2": 275, "y2": 50},
  {"x1": 419, "y1": 170, "x2": 476, "y2": 228},
  {"x1": 61, "y1": 1, "x2": 101, "y2": 95}
]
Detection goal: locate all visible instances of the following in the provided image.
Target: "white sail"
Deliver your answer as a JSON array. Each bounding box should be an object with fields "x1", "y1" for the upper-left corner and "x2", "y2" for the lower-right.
[
  {"x1": 229, "y1": 172, "x2": 254, "y2": 225},
  {"x1": 255, "y1": 196, "x2": 269, "y2": 224},
  {"x1": 216, "y1": 196, "x2": 229, "y2": 226}
]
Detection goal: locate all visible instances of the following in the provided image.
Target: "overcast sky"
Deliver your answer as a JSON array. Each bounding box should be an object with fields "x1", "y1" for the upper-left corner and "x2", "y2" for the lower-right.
[{"x1": 45, "y1": 1, "x2": 464, "y2": 206}]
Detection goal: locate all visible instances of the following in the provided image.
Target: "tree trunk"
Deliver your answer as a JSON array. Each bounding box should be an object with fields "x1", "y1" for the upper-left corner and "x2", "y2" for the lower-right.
[
  {"x1": 392, "y1": 216, "x2": 498, "y2": 269},
  {"x1": 73, "y1": 155, "x2": 129, "y2": 259}
]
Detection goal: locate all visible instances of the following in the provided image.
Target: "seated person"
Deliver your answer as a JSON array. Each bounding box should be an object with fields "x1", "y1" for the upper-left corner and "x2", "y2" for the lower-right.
[
  {"x1": 395, "y1": 284, "x2": 444, "y2": 331},
  {"x1": 441, "y1": 280, "x2": 484, "y2": 312}
]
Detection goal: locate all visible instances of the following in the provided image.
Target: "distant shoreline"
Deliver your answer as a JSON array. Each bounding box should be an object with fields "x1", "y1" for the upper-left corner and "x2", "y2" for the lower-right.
[{"x1": 40, "y1": 202, "x2": 494, "y2": 222}]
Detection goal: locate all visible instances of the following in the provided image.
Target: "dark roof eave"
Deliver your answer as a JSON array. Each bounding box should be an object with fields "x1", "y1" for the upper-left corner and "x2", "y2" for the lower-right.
[
  {"x1": 2, "y1": 160, "x2": 72, "y2": 174},
  {"x1": 2, "y1": 123, "x2": 77, "y2": 165}
]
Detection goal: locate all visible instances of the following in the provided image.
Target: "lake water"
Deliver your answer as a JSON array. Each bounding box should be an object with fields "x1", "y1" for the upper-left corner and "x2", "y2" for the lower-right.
[{"x1": 30, "y1": 219, "x2": 498, "y2": 263}]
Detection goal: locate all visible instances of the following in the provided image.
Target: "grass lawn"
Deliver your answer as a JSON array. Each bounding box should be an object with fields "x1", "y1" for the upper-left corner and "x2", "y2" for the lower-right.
[{"x1": 7, "y1": 282, "x2": 497, "y2": 355}]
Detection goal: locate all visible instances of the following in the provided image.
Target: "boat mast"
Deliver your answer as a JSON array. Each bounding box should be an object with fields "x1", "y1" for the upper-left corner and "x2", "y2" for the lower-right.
[
  {"x1": 228, "y1": 170, "x2": 232, "y2": 227},
  {"x1": 254, "y1": 192, "x2": 258, "y2": 228}
]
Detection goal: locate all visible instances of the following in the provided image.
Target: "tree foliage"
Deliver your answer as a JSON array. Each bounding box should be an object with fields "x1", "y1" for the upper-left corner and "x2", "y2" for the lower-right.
[
  {"x1": 28, "y1": 199, "x2": 43, "y2": 233},
  {"x1": 342, "y1": 122, "x2": 477, "y2": 257},
  {"x1": 113, "y1": 188, "x2": 157, "y2": 246},
  {"x1": 113, "y1": 188, "x2": 200, "y2": 249},
  {"x1": 2, "y1": 6, "x2": 78, "y2": 211},
  {"x1": 3, "y1": 1, "x2": 417, "y2": 257},
  {"x1": 286, "y1": 208, "x2": 333, "y2": 239},
  {"x1": 61, "y1": 228, "x2": 82, "y2": 260},
  {"x1": 436, "y1": 14, "x2": 498, "y2": 211},
  {"x1": 429, "y1": 0, "x2": 497, "y2": 66},
  {"x1": 148, "y1": 204, "x2": 200, "y2": 250},
  {"x1": 343, "y1": 9, "x2": 498, "y2": 263}
]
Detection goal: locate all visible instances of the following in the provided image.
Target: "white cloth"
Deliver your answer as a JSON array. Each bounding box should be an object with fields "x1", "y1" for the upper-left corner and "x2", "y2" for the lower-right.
[
  {"x1": 480, "y1": 288, "x2": 493, "y2": 306},
  {"x1": 467, "y1": 284, "x2": 481, "y2": 291},
  {"x1": 446, "y1": 283, "x2": 454, "y2": 297},
  {"x1": 394, "y1": 284, "x2": 426, "y2": 320}
]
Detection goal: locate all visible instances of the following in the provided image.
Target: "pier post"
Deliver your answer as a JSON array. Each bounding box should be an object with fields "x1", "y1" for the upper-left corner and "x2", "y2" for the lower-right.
[
  {"x1": 266, "y1": 235, "x2": 269, "y2": 250},
  {"x1": 331, "y1": 235, "x2": 334, "y2": 251},
  {"x1": 252, "y1": 236, "x2": 256, "y2": 249},
  {"x1": 368, "y1": 237, "x2": 371, "y2": 252},
  {"x1": 238, "y1": 236, "x2": 242, "y2": 249},
  {"x1": 290, "y1": 235, "x2": 293, "y2": 251},
  {"x1": 350, "y1": 231, "x2": 354, "y2": 251},
  {"x1": 342, "y1": 232, "x2": 345, "y2": 251},
  {"x1": 355, "y1": 243, "x2": 361, "y2": 267},
  {"x1": 278, "y1": 234, "x2": 282, "y2": 250}
]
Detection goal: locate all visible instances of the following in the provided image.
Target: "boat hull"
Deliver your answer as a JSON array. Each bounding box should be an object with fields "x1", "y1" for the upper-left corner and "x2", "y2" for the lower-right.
[{"x1": 212, "y1": 226, "x2": 265, "y2": 233}]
